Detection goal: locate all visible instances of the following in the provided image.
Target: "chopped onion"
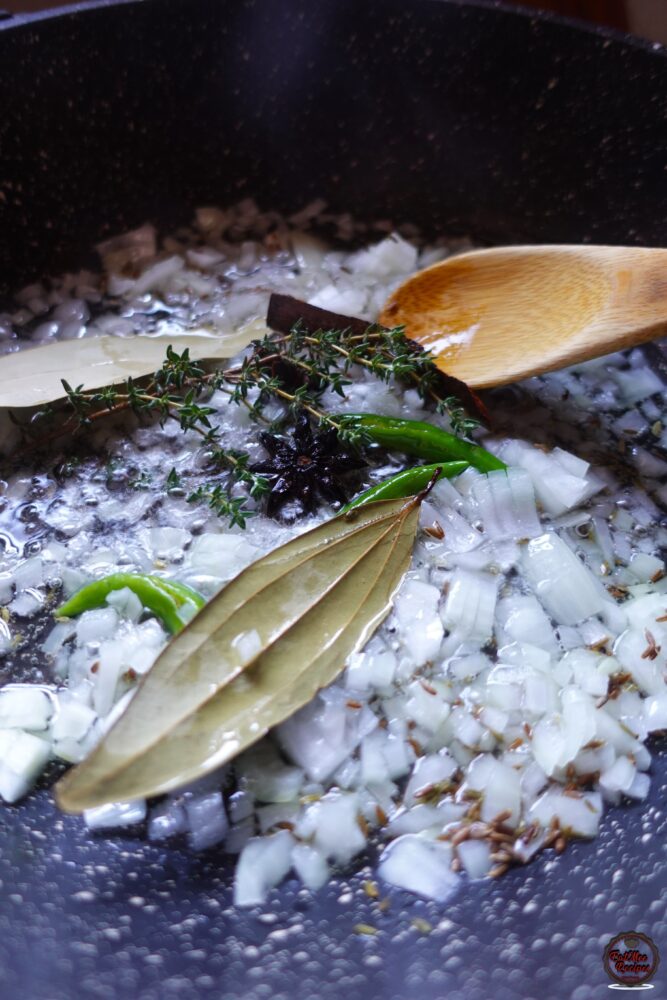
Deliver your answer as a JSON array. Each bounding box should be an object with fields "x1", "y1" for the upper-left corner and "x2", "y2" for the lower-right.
[
  {"x1": 467, "y1": 468, "x2": 541, "y2": 541},
  {"x1": 234, "y1": 830, "x2": 294, "y2": 907},
  {"x1": 291, "y1": 843, "x2": 329, "y2": 891},
  {"x1": 0, "y1": 685, "x2": 53, "y2": 731},
  {"x1": 184, "y1": 791, "x2": 228, "y2": 850},
  {"x1": 442, "y1": 568, "x2": 498, "y2": 642},
  {"x1": 458, "y1": 839, "x2": 493, "y2": 879},
  {"x1": 393, "y1": 578, "x2": 444, "y2": 664},
  {"x1": 528, "y1": 788, "x2": 602, "y2": 838},
  {"x1": 83, "y1": 799, "x2": 146, "y2": 830},
  {"x1": 522, "y1": 532, "x2": 609, "y2": 625},
  {"x1": 378, "y1": 835, "x2": 458, "y2": 902},
  {"x1": 0, "y1": 729, "x2": 52, "y2": 803},
  {"x1": 277, "y1": 689, "x2": 377, "y2": 782},
  {"x1": 295, "y1": 790, "x2": 365, "y2": 864}
]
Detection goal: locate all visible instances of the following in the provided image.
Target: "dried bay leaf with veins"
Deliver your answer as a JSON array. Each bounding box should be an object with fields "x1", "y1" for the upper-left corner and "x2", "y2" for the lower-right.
[
  {"x1": 0, "y1": 326, "x2": 262, "y2": 410},
  {"x1": 56, "y1": 495, "x2": 423, "y2": 811}
]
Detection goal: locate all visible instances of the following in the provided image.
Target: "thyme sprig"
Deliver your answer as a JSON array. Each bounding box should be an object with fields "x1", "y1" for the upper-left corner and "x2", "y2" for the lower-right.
[{"x1": 15, "y1": 304, "x2": 481, "y2": 527}]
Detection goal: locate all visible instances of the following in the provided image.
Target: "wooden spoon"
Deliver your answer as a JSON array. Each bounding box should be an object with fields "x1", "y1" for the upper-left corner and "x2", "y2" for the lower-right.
[{"x1": 379, "y1": 245, "x2": 667, "y2": 388}]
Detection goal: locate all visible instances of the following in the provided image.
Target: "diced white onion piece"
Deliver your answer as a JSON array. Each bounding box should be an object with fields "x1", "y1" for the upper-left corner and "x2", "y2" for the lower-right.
[
  {"x1": 528, "y1": 788, "x2": 602, "y2": 838},
  {"x1": 75, "y1": 608, "x2": 119, "y2": 646},
  {"x1": 296, "y1": 791, "x2": 365, "y2": 864},
  {"x1": 403, "y1": 752, "x2": 458, "y2": 806},
  {"x1": 523, "y1": 674, "x2": 560, "y2": 718},
  {"x1": 378, "y1": 835, "x2": 458, "y2": 902},
  {"x1": 520, "y1": 760, "x2": 549, "y2": 801},
  {"x1": 644, "y1": 692, "x2": 667, "y2": 732},
  {"x1": 0, "y1": 619, "x2": 11, "y2": 655},
  {"x1": 393, "y1": 579, "x2": 444, "y2": 664},
  {"x1": 628, "y1": 552, "x2": 665, "y2": 583},
  {"x1": 563, "y1": 648, "x2": 609, "y2": 698},
  {"x1": 479, "y1": 705, "x2": 509, "y2": 736},
  {"x1": 291, "y1": 843, "x2": 329, "y2": 891},
  {"x1": 522, "y1": 533, "x2": 608, "y2": 625},
  {"x1": 404, "y1": 680, "x2": 451, "y2": 733},
  {"x1": 466, "y1": 754, "x2": 521, "y2": 826},
  {"x1": 361, "y1": 730, "x2": 410, "y2": 784},
  {"x1": 388, "y1": 803, "x2": 444, "y2": 835},
  {"x1": 0, "y1": 729, "x2": 52, "y2": 803},
  {"x1": 624, "y1": 593, "x2": 667, "y2": 632},
  {"x1": 237, "y1": 746, "x2": 303, "y2": 804},
  {"x1": 9, "y1": 590, "x2": 44, "y2": 617},
  {"x1": 499, "y1": 440, "x2": 602, "y2": 515},
  {"x1": 188, "y1": 532, "x2": 260, "y2": 581},
  {"x1": 51, "y1": 698, "x2": 97, "y2": 742},
  {"x1": 308, "y1": 283, "x2": 368, "y2": 317},
  {"x1": 346, "y1": 642, "x2": 397, "y2": 691},
  {"x1": 148, "y1": 526, "x2": 191, "y2": 561},
  {"x1": 105, "y1": 587, "x2": 144, "y2": 623},
  {"x1": 348, "y1": 234, "x2": 418, "y2": 278},
  {"x1": 12, "y1": 556, "x2": 44, "y2": 591},
  {"x1": 225, "y1": 819, "x2": 255, "y2": 855},
  {"x1": 442, "y1": 568, "x2": 498, "y2": 642},
  {"x1": 148, "y1": 799, "x2": 189, "y2": 841},
  {"x1": 613, "y1": 366, "x2": 663, "y2": 403},
  {"x1": 496, "y1": 595, "x2": 558, "y2": 654},
  {"x1": 626, "y1": 772, "x2": 651, "y2": 800},
  {"x1": 234, "y1": 830, "x2": 294, "y2": 907},
  {"x1": 0, "y1": 686, "x2": 53, "y2": 731},
  {"x1": 433, "y1": 506, "x2": 483, "y2": 553},
  {"x1": 499, "y1": 640, "x2": 551, "y2": 673},
  {"x1": 468, "y1": 469, "x2": 541, "y2": 541},
  {"x1": 613, "y1": 629, "x2": 665, "y2": 694},
  {"x1": 531, "y1": 717, "x2": 567, "y2": 777},
  {"x1": 228, "y1": 789, "x2": 254, "y2": 823},
  {"x1": 573, "y1": 741, "x2": 615, "y2": 776},
  {"x1": 458, "y1": 839, "x2": 493, "y2": 879},
  {"x1": 278, "y1": 688, "x2": 377, "y2": 782},
  {"x1": 447, "y1": 651, "x2": 493, "y2": 682},
  {"x1": 184, "y1": 792, "x2": 228, "y2": 850},
  {"x1": 449, "y1": 706, "x2": 484, "y2": 748},
  {"x1": 83, "y1": 799, "x2": 146, "y2": 829},
  {"x1": 599, "y1": 756, "x2": 636, "y2": 796},
  {"x1": 42, "y1": 621, "x2": 76, "y2": 656}
]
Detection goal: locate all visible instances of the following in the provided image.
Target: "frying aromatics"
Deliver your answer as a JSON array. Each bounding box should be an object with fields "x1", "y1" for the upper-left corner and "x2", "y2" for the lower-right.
[{"x1": 0, "y1": 200, "x2": 665, "y2": 907}]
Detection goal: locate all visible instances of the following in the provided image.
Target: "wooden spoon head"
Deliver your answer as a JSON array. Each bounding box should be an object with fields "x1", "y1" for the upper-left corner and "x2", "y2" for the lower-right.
[{"x1": 380, "y1": 246, "x2": 667, "y2": 388}]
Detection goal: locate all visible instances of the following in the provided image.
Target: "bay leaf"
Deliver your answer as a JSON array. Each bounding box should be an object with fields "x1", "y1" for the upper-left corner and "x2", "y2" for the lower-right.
[
  {"x1": 0, "y1": 326, "x2": 261, "y2": 410},
  {"x1": 56, "y1": 496, "x2": 422, "y2": 811}
]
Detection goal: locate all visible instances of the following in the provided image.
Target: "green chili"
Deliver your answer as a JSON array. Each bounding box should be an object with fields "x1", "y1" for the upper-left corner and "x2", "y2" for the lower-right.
[
  {"x1": 55, "y1": 573, "x2": 205, "y2": 635},
  {"x1": 148, "y1": 577, "x2": 206, "y2": 623},
  {"x1": 340, "y1": 461, "x2": 468, "y2": 514},
  {"x1": 338, "y1": 414, "x2": 506, "y2": 473}
]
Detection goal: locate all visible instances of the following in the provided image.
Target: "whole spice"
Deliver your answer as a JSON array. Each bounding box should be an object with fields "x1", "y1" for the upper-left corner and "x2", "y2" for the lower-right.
[
  {"x1": 338, "y1": 414, "x2": 506, "y2": 473},
  {"x1": 55, "y1": 573, "x2": 205, "y2": 634},
  {"x1": 249, "y1": 411, "x2": 365, "y2": 519},
  {"x1": 340, "y1": 461, "x2": 468, "y2": 514}
]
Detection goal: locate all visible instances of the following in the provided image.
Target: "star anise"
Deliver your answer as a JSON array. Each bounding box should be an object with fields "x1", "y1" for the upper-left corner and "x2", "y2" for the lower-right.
[{"x1": 250, "y1": 412, "x2": 365, "y2": 520}]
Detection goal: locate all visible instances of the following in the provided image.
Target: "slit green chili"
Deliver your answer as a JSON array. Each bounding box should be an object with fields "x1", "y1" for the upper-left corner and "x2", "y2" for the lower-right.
[
  {"x1": 340, "y1": 461, "x2": 468, "y2": 514},
  {"x1": 338, "y1": 414, "x2": 506, "y2": 473},
  {"x1": 55, "y1": 573, "x2": 205, "y2": 634}
]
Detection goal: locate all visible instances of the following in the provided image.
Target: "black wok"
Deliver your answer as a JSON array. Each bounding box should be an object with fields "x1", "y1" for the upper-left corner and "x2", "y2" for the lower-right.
[{"x1": 0, "y1": 2, "x2": 666, "y2": 998}]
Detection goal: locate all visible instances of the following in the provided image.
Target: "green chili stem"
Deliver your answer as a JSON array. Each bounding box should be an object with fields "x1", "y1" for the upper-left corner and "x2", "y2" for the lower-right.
[
  {"x1": 55, "y1": 573, "x2": 205, "y2": 635},
  {"x1": 338, "y1": 414, "x2": 505, "y2": 473},
  {"x1": 339, "y1": 461, "x2": 468, "y2": 514}
]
